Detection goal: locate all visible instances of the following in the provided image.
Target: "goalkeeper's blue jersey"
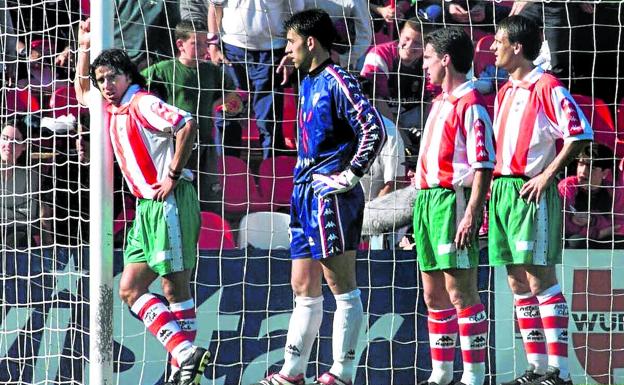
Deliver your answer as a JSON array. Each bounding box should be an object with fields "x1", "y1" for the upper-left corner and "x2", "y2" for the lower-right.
[{"x1": 293, "y1": 60, "x2": 386, "y2": 184}]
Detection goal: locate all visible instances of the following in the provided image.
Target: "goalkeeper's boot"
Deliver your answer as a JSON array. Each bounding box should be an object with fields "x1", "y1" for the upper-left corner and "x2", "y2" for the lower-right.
[
  {"x1": 177, "y1": 347, "x2": 211, "y2": 385},
  {"x1": 312, "y1": 372, "x2": 352, "y2": 385},
  {"x1": 251, "y1": 373, "x2": 305, "y2": 385},
  {"x1": 527, "y1": 367, "x2": 572, "y2": 385},
  {"x1": 501, "y1": 364, "x2": 541, "y2": 385}
]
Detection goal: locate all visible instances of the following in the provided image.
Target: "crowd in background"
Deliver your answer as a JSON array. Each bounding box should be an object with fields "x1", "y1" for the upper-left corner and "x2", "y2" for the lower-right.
[{"x1": 1, "y1": 0, "x2": 623, "y2": 250}]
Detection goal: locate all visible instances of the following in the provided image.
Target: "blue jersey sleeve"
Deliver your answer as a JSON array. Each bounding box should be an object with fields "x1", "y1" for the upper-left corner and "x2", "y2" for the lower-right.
[{"x1": 328, "y1": 65, "x2": 387, "y2": 177}]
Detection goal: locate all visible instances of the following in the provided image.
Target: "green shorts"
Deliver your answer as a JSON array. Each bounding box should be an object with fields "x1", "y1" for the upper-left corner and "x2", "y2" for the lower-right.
[
  {"x1": 413, "y1": 187, "x2": 480, "y2": 272},
  {"x1": 124, "y1": 180, "x2": 201, "y2": 276},
  {"x1": 488, "y1": 177, "x2": 562, "y2": 266}
]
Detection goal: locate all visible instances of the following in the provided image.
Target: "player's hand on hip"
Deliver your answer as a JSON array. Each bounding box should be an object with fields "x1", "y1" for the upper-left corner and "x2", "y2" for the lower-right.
[
  {"x1": 519, "y1": 173, "x2": 551, "y2": 204},
  {"x1": 311, "y1": 170, "x2": 360, "y2": 199},
  {"x1": 152, "y1": 177, "x2": 177, "y2": 201},
  {"x1": 455, "y1": 211, "x2": 476, "y2": 250}
]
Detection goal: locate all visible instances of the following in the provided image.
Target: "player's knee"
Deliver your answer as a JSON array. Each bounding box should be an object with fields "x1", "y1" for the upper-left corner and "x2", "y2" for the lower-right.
[
  {"x1": 118, "y1": 286, "x2": 139, "y2": 306},
  {"x1": 291, "y1": 278, "x2": 322, "y2": 297},
  {"x1": 423, "y1": 291, "x2": 449, "y2": 310},
  {"x1": 448, "y1": 290, "x2": 479, "y2": 310},
  {"x1": 161, "y1": 281, "x2": 190, "y2": 303}
]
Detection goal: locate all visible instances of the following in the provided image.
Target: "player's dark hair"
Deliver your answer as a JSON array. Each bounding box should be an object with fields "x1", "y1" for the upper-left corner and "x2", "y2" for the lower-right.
[
  {"x1": 90, "y1": 48, "x2": 147, "y2": 89},
  {"x1": 423, "y1": 26, "x2": 474, "y2": 74},
  {"x1": 283, "y1": 9, "x2": 336, "y2": 51},
  {"x1": 175, "y1": 19, "x2": 207, "y2": 41},
  {"x1": 498, "y1": 15, "x2": 541, "y2": 61}
]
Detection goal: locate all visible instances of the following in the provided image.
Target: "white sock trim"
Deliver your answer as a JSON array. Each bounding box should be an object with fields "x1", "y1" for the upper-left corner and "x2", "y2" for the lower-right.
[
  {"x1": 295, "y1": 295, "x2": 324, "y2": 306},
  {"x1": 334, "y1": 288, "x2": 361, "y2": 303},
  {"x1": 513, "y1": 292, "x2": 535, "y2": 301},
  {"x1": 536, "y1": 284, "x2": 562, "y2": 302},
  {"x1": 170, "y1": 298, "x2": 195, "y2": 312},
  {"x1": 130, "y1": 293, "x2": 157, "y2": 315}
]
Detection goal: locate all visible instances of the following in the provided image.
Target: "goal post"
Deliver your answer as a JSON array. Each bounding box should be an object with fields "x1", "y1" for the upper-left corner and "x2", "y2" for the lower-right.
[{"x1": 87, "y1": 1, "x2": 115, "y2": 385}]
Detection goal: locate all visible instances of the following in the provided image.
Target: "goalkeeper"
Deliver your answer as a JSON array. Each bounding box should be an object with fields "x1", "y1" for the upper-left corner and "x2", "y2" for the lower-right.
[
  {"x1": 74, "y1": 19, "x2": 211, "y2": 385},
  {"x1": 253, "y1": 9, "x2": 386, "y2": 385}
]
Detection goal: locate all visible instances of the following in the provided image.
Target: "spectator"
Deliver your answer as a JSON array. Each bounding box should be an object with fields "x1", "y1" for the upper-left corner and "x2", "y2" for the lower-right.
[
  {"x1": 16, "y1": 39, "x2": 64, "y2": 96},
  {"x1": 304, "y1": 0, "x2": 372, "y2": 71},
  {"x1": 509, "y1": 1, "x2": 580, "y2": 86},
  {"x1": 573, "y1": 3, "x2": 624, "y2": 110},
  {"x1": 1, "y1": 0, "x2": 17, "y2": 85},
  {"x1": 471, "y1": 63, "x2": 508, "y2": 95},
  {"x1": 358, "y1": 77, "x2": 405, "y2": 202},
  {"x1": 558, "y1": 144, "x2": 624, "y2": 249},
  {"x1": 428, "y1": 1, "x2": 510, "y2": 30},
  {"x1": 369, "y1": 0, "x2": 414, "y2": 39},
  {"x1": 208, "y1": 0, "x2": 304, "y2": 159},
  {"x1": 113, "y1": 0, "x2": 180, "y2": 69},
  {"x1": 0, "y1": 119, "x2": 52, "y2": 249},
  {"x1": 141, "y1": 19, "x2": 241, "y2": 212},
  {"x1": 361, "y1": 146, "x2": 418, "y2": 248},
  {"x1": 360, "y1": 18, "x2": 432, "y2": 130}
]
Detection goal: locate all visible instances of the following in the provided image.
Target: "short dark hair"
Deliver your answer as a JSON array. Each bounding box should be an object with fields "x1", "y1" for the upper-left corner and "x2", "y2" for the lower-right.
[
  {"x1": 283, "y1": 9, "x2": 336, "y2": 51},
  {"x1": 423, "y1": 27, "x2": 474, "y2": 74},
  {"x1": 175, "y1": 19, "x2": 207, "y2": 41},
  {"x1": 578, "y1": 143, "x2": 615, "y2": 171},
  {"x1": 498, "y1": 15, "x2": 541, "y2": 61},
  {"x1": 90, "y1": 48, "x2": 147, "y2": 89}
]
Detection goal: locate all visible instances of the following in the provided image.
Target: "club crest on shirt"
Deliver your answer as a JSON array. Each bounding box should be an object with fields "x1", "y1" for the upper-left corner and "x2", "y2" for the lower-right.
[
  {"x1": 561, "y1": 97, "x2": 583, "y2": 136},
  {"x1": 150, "y1": 101, "x2": 181, "y2": 127}
]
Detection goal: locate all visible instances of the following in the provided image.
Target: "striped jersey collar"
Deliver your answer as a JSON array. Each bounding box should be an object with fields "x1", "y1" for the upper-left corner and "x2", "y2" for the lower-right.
[
  {"x1": 509, "y1": 66, "x2": 543, "y2": 89},
  {"x1": 437, "y1": 80, "x2": 475, "y2": 104}
]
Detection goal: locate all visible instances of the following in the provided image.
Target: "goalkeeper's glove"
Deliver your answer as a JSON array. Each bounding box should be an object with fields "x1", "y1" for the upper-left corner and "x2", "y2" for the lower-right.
[{"x1": 311, "y1": 169, "x2": 360, "y2": 199}]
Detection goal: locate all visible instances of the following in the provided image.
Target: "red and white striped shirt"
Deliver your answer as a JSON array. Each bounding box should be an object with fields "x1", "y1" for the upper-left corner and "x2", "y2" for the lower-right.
[
  {"x1": 415, "y1": 81, "x2": 496, "y2": 190},
  {"x1": 106, "y1": 85, "x2": 193, "y2": 199},
  {"x1": 493, "y1": 67, "x2": 593, "y2": 178}
]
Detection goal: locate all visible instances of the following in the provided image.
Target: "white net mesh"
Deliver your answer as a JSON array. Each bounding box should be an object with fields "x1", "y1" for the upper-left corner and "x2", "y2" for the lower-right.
[{"x1": 0, "y1": 0, "x2": 623, "y2": 384}]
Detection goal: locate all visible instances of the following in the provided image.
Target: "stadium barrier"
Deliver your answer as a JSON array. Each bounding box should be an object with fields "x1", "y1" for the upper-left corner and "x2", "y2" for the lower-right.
[{"x1": 1, "y1": 248, "x2": 619, "y2": 384}]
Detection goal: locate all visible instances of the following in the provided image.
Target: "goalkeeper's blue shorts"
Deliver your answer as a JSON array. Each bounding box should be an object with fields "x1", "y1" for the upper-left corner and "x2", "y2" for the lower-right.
[{"x1": 289, "y1": 182, "x2": 364, "y2": 260}]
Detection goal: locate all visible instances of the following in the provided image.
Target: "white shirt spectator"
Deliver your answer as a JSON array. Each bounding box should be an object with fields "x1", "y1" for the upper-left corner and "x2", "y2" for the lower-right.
[
  {"x1": 209, "y1": 0, "x2": 304, "y2": 51},
  {"x1": 360, "y1": 116, "x2": 405, "y2": 201}
]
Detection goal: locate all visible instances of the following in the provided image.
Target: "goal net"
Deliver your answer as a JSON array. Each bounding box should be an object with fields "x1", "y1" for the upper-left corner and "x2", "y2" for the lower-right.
[{"x1": 0, "y1": 0, "x2": 623, "y2": 384}]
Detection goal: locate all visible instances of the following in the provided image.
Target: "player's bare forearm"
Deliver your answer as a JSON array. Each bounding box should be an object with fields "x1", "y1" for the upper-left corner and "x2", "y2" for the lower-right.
[
  {"x1": 520, "y1": 139, "x2": 590, "y2": 203},
  {"x1": 544, "y1": 140, "x2": 590, "y2": 181},
  {"x1": 466, "y1": 168, "x2": 493, "y2": 218},
  {"x1": 170, "y1": 119, "x2": 197, "y2": 173},
  {"x1": 74, "y1": 19, "x2": 92, "y2": 106},
  {"x1": 455, "y1": 168, "x2": 492, "y2": 249}
]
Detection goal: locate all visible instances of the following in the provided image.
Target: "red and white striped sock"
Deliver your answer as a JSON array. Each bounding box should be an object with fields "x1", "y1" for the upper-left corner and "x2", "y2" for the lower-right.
[
  {"x1": 131, "y1": 293, "x2": 194, "y2": 364},
  {"x1": 537, "y1": 284, "x2": 570, "y2": 379},
  {"x1": 427, "y1": 308, "x2": 458, "y2": 385},
  {"x1": 169, "y1": 299, "x2": 197, "y2": 376},
  {"x1": 458, "y1": 303, "x2": 487, "y2": 385},
  {"x1": 514, "y1": 293, "x2": 548, "y2": 374}
]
